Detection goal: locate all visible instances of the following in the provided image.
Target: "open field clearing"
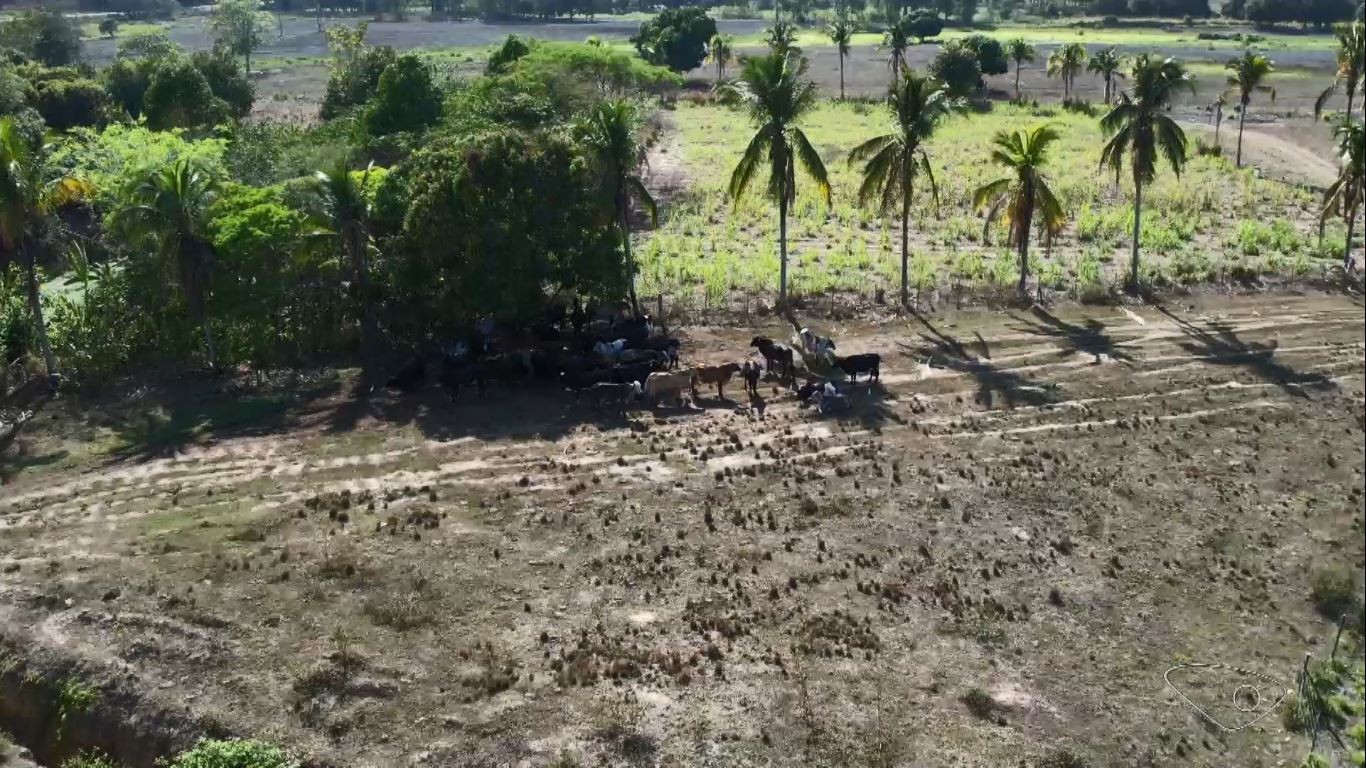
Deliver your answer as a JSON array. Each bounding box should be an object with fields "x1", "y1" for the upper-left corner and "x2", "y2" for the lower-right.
[
  {"x1": 635, "y1": 100, "x2": 1349, "y2": 314},
  {"x1": 2, "y1": 292, "x2": 1363, "y2": 767}
]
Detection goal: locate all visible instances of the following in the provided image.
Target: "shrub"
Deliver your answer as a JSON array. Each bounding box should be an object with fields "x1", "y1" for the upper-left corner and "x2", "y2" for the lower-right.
[
  {"x1": 143, "y1": 59, "x2": 230, "y2": 131},
  {"x1": 631, "y1": 7, "x2": 717, "y2": 73},
  {"x1": 907, "y1": 10, "x2": 945, "y2": 42},
  {"x1": 98, "y1": 19, "x2": 120, "y2": 38},
  {"x1": 962, "y1": 686, "x2": 995, "y2": 719},
  {"x1": 27, "y1": 72, "x2": 120, "y2": 131},
  {"x1": 0, "y1": 9, "x2": 82, "y2": 66},
  {"x1": 930, "y1": 40, "x2": 982, "y2": 96},
  {"x1": 1311, "y1": 566, "x2": 1362, "y2": 620},
  {"x1": 364, "y1": 55, "x2": 442, "y2": 136},
  {"x1": 165, "y1": 739, "x2": 298, "y2": 768},
  {"x1": 486, "y1": 33, "x2": 530, "y2": 75},
  {"x1": 63, "y1": 752, "x2": 118, "y2": 768},
  {"x1": 961, "y1": 34, "x2": 1008, "y2": 77}
]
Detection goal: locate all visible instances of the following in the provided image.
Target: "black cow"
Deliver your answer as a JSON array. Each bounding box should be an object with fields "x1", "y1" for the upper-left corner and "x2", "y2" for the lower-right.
[
  {"x1": 750, "y1": 336, "x2": 795, "y2": 383},
  {"x1": 385, "y1": 357, "x2": 426, "y2": 393},
  {"x1": 835, "y1": 353, "x2": 881, "y2": 383},
  {"x1": 440, "y1": 359, "x2": 486, "y2": 399}
]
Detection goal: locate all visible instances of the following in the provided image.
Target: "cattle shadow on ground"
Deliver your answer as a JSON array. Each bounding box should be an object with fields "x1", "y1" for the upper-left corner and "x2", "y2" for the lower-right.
[
  {"x1": 1153, "y1": 304, "x2": 1338, "y2": 398},
  {"x1": 1009, "y1": 306, "x2": 1136, "y2": 365},
  {"x1": 901, "y1": 314, "x2": 1063, "y2": 410}
]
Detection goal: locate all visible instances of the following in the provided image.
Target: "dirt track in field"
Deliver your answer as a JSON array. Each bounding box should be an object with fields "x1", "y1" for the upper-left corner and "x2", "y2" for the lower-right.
[{"x1": 1, "y1": 291, "x2": 1363, "y2": 767}]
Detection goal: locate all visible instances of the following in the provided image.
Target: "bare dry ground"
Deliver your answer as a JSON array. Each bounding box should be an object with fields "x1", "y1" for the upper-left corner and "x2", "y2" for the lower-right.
[{"x1": 2, "y1": 291, "x2": 1363, "y2": 767}]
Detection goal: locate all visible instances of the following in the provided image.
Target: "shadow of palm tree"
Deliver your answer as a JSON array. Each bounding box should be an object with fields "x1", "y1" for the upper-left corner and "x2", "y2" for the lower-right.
[
  {"x1": 902, "y1": 314, "x2": 1062, "y2": 410},
  {"x1": 1153, "y1": 304, "x2": 1337, "y2": 398},
  {"x1": 1009, "y1": 306, "x2": 1136, "y2": 365}
]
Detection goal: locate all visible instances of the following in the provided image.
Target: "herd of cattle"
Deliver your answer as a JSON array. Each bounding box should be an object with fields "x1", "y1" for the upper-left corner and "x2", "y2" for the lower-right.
[{"x1": 384, "y1": 314, "x2": 882, "y2": 411}]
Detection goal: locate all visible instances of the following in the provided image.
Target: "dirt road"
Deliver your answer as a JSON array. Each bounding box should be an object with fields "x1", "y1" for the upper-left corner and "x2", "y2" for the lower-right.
[{"x1": 1, "y1": 292, "x2": 1362, "y2": 767}]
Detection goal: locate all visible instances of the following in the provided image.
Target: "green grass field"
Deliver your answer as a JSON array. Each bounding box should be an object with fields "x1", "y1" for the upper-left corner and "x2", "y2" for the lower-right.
[{"x1": 637, "y1": 100, "x2": 1344, "y2": 308}]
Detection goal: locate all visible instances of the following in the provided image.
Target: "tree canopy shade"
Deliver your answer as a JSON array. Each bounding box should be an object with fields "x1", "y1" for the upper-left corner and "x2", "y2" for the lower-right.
[
  {"x1": 1320, "y1": 118, "x2": 1363, "y2": 270},
  {"x1": 378, "y1": 130, "x2": 624, "y2": 332},
  {"x1": 575, "y1": 99, "x2": 657, "y2": 316},
  {"x1": 1224, "y1": 51, "x2": 1274, "y2": 167},
  {"x1": 1099, "y1": 54, "x2": 1193, "y2": 292},
  {"x1": 0, "y1": 9, "x2": 82, "y2": 67},
  {"x1": 849, "y1": 71, "x2": 949, "y2": 307},
  {"x1": 0, "y1": 117, "x2": 91, "y2": 379},
  {"x1": 631, "y1": 7, "x2": 717, "y2": 74},
  {"x1": 973, "y1": 125, "x2": 1066, "y2": 295},
  {"x1": 724, "y1": 52, "x2": 829, "y2": 308},
  {"x1": 208, "y1": 0, "x2": 273, "y2": 74}
]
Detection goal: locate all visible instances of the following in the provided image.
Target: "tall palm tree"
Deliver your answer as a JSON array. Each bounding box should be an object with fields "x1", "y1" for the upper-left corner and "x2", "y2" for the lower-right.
[
  {"x1": 577, "y1": 99, "x2": 658, "y2": 317},
  {"x1": 1211, "y1": 94, "x2": 1226, "y2": 147},
  {"x1": 706, "y1": 33, "x2": 734, "y2": 80},
  {"x1": 1100, "y1": 54, "x2": 1193, "y2": 292},
  {"x1": 1005, "y1": 37, "x2": 1035, "y2": 99},
  {"x1": 827, "y1": 14, "x2": 855, "y2": 100},
  {"x1": 725, "y1": 52, "x2": 830, "y2": 308},
  {"x1": 1047, "y1": 42, "x2": 1087, "y2": 102},
  {"x1": 973, "y1": 125, "x2": 1067, "y2": 295},
  {"x1": 0, "y1": 118, "x2": 90, "y2": 381},
  {"x1": 112, "y1": 159, "x2": 221, "y2": 369},
  {"x1": 848, "y1": 71, "x2": 949, "y2": 308},
  {"x1": 1320, "y1": 118, "x2": 1364, "y2": 271},
  {"x1": 1225, "y1": 51, "x2": 1275, "y2": 168},
  {"x1": 314, "y1": 157, "x2": 382, "y2": 370},
  {"x1": 1088, "y1": 46, "x2": 1124, "y2": 105},
  {"x1": 1315, "y1": 21, "x2": 1364, "y2": 122},
  {"x1": 765, "y1": 20, "x2": 799, "y2": 57},
  {"x1": 882, "y1": 17, "x2": 911, "y2": 82}
]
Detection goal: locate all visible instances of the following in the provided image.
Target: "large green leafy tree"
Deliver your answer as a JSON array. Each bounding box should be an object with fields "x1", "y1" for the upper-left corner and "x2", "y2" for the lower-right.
[
  {"x1": 906, "y1": 10, "x2": 944, "y2": 43},
  {"x1": 631, "y1": 7, "x2": 717, "y2": 73},
  {"x1": 0, "y1": 9, "x2": 82, "y2": 67},
  {"x1": 364, "y1": 55, "x2": 442, "y2": 136},
  {"x1": 110, "y1": 159, "x2": 222, "y2": 369},
  {"x1": 1006, "y1": 37, "x2": 1035, "y2": 99},
  {"x1": 313, "y1": 158, "x2": 382, "y2": 368},
  {"x1": 320, "y1": 25, "x2": 396, "y2": 119},
  {"x1": 21, "y1": 68, "x2": 119, "y2": 131},
  {"x1": 1316, "y1": 22, "x2": 1364, "y2": 122},
  {"x1": 1047, "y1": 42, "x2": 1087, "y2": 102},
  {"x1": 1320, "y1": 118, "x2": 1364, "y2": 270},
  {"x1": 973, "y1": 125, "x2": 1067, "y2": 295},
  {"x1": 575, "y1": 99, "x2": 657, "y2": 317},
  {"x1": 826, "y1": 15, "x2": 854, "y2": 100},
  {"x1": 1099, "y1": 54, "x2": 1193, "y2": 292},
  {"x1": 0, "y1": 117, "x2": 90, "y2": 380},
  {"x1": 961, "y1": 34, "x2": 1009, "y2": 80},
  {"x1": 1088, "y1": 46, "x2": 1124, "y2": 105},
  {"x1": 930, "y1": 39, "x2": 982, "y2": 96},
  {"x1": 849, "y1": 71, "x2": 948, "y2": 308},
  {"x1": 143, "y1": 59, "x2": 229, "y2": 131},
  {"x1": 1225, "y1": 51, "x2": 1275, "y2": 167},
  {"x1": 381, "y1": 131, "x2": 623, "y2": 333},
  {"x1": 724, "y1": 52, "x2": 830, "y2": 308},
  {"x1": 208, "y1": 0, "x2": 273, "y2": 74}
]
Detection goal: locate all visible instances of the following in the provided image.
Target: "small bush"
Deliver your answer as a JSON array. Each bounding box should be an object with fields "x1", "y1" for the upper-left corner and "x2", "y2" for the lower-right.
[
  {"x1": 962, "y1": 686, "x2": 995, "y2": 719},
  {"x1": 1039, "y1": 748, "x2": 1089, "y2": 768},
  {"x1": 364, "y1": 591, "x2": 435, "y2": 630},
  {"x1": 1311, "y1": 566, "x2": 1362, "y2": 621},
  {"x1": 62, "y1": 752, "x2": 118, "y2": 768},
  {"x1": 164, "y1": 739, "x2": 298, "y2": 768}
]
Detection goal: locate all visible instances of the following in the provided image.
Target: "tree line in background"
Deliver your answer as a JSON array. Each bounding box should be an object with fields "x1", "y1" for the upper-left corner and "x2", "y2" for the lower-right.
[{"x1": 1, "y1": 3, "x2": 1363, "y2": 393}]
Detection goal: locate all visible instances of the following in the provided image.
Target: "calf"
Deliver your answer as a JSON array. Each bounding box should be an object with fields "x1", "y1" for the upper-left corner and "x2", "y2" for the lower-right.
[
  {"x1": 742, "y1": 361, "x2": 761, "y2": 397},
  {"x1": 385, "y1": 356, "x2": 425, "y2": 393},
  {"x1": 750, "y1": 336, "x2": 795, "y2": 382},
  {"x1": 439, "y1": 359, "x2": 485, "y2": 399},
  {"x1": 645, "y1": 369, "x2": 693, "y2": 406},
  {"x1": 692, "y1": 362, "x2": 742, "y2": 401},
  {"x1": 799, "y1": 328, "x2": 836, "y2": 357},
  {"x1": 835, "y1": 353, "x2": 881, "y2": 383},
  {"x1": 581, "y1": 381, "x2": 642, "y2": 411}
]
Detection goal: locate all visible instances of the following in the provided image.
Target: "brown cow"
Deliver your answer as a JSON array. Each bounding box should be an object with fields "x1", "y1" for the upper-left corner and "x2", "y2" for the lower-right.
[{"x1": 692, "y1": 363, "x2": 741, "y2": 400}]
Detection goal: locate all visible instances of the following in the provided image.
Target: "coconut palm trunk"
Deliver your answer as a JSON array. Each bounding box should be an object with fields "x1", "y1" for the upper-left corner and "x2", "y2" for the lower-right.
[
  {"x1": 618, "y1": 200, "x2": 640, "y2": 316},
  {"x1": 348, "y1": 221, "x2": 378, "y2": 366},
  {"x1": 21, "y1": 242, "x2": 57, "y2": 379},
  {"x1": 1345, "y1": 204, "x2": 1357, "y2": 270},
  {"x1": 839, "y1": 54, "x2": 846, "y2": 100},
  {"x1": 1236, "y1": 101, "x2": 1247, "y2": 167},
  {"x1": 1129, "y1": 174, "x2": 1144, "y2": 291},
  {"x1": 1018, "y1": 185, "x2": 1034, "y2": 295},
  {"x1": 778, "y1": 170, "x2": 790, "y2": 307},
  {"x1": 182, "y1": 238, "x2": 218, "y2": 370},
  {"x1": 1015, "y1": 64, "x2": 1022, "y2": 99},
  {"x1": 900, "y1": 172, "x2": 912, "y2": 307}
]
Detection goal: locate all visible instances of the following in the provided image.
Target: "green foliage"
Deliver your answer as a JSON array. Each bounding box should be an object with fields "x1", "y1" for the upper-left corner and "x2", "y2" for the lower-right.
[
  {"x1": 62, "y1": 750, "x2": 118, "y2": 768},
  {"x1": 22, "y1": 67, "x2": 119, "y2": 131},
  {"x1": 1312, "y1": 566, "x2": 1363, "y2": 620},
  {"x1": 102, "y1": 58, "x2": 153, "y2": 120},
  {"x1": 192, "y1": 50, "x2": 255, "y2": 121},
  {"x1": 631, "y1": 7, "x2": 718, "y2": 74},
  {"x1": 208, "y1": 0, "x2": 272, "y2": 72},
  {"x1": 117, "y1": 30, "x2": 182, "y2": 61},
  {"x1": 320, "y1": 23, "x2": 396, "y2": 120},
  {"x1": 961, "y1": 34, "x2": 1008, "y2": 77},
  {"x1": 0, "y1": 9, "x2": 83, "y2": 67},
  {"x1": 907, "y1": 10, "x2": 945, "y2": 43},
  {"x1": 50, "y1": 123, "x2": 226, "y2": 212},
  {"x1": 161, "y1": 739, "x2": 298, "y2": 768},
  {"x1": 56, "y1": 677, "x2": 99, "y2": 739},
  {"x1": 364, "y1": 55, "x2": 442, "y2": 137},
  {"x1": 381, "y1": 129, "x2": 624, "y2": 333},
  {"x1": 486, "y1": 33, "x2": 531, "y2": 75},
  {"x1": 143, "y1": 59, "x2": 228, "y2": 132},
  {"x1": 931, "y1": 40, "x2": 983, "y2": 96},
  {"x1": 98, "y1": 19, "x2": 120, "y2": 39}
]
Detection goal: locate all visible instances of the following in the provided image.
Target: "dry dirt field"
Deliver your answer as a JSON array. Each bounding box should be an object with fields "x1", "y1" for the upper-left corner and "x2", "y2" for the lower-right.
[{"x1": 1, "y1": 291, "x2": 1363, "y2": 767}]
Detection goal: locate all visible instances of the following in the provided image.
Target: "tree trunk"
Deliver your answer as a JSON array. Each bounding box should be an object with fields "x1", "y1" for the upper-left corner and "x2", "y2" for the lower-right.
[
  {"x1": 1345, "y1": 202, "x2": 1358, "y2": 271},
  {"x1": 839, "y1": 52, "x2": 845, "y2": 100},
  {"x1": 1236, "y1": 103, "x2": 1247, "y2": 167},
  {"x1": 317, "y1": 0, "x2": 323, "y2": 30},
  {"x1": 1018, "y1": 186, "x2": 1033, "y2": 296},
  {"x1": 900, "y1": 180, "x2": 911, "y2": 308},
  {"x1": 22, "y1": 244, "x2": 57, "y2": 381},
  {"x1": 1129, "y1": 176, "x2": 1143, "y2": 293},
  {"x1": 351, "y1": 225, "x2": 379, "y2": 373},
  {"x1": 619, "y1": 202, "x2": 640, "y2": 317},
  {"x1": 778, "y1": 179, "x2": 789, "y2": 308},
  {"x1": 1014, "y1": 61, "x2": 1021, "y2": 98},
  {"x1": 245, "y1": 48, "x2": 252, "y2": 75}
]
